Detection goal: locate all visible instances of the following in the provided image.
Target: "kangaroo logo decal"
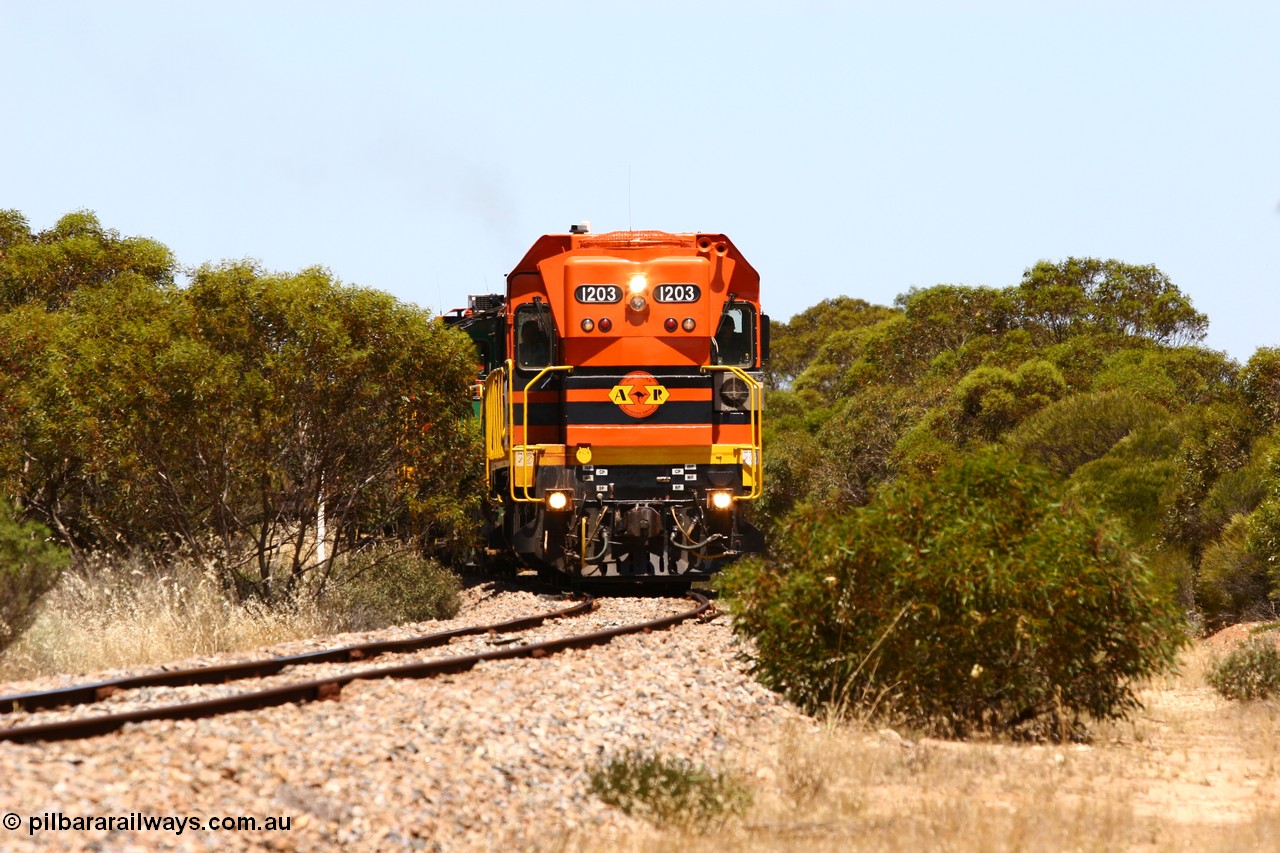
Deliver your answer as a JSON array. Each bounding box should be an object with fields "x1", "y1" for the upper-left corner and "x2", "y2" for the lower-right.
[{"x1": 609, "y1": 371, "x2": 669, "y2": 418}]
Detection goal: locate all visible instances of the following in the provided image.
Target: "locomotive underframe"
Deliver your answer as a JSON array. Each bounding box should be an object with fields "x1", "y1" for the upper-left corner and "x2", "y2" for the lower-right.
[{"x1": 490, "y1": 461, "x2": 764, "y2": 578}]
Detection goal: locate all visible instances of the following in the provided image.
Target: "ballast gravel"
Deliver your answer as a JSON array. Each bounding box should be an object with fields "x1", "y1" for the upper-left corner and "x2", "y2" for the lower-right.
[{"x1": 0, "y1": 584, "x2": 808, "y2": 851}]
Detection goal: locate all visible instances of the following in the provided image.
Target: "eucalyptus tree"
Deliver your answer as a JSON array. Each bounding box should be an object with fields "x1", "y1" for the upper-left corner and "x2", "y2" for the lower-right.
[{"x1": 0, "y1": 210, "x2": 480, "y2": 603}]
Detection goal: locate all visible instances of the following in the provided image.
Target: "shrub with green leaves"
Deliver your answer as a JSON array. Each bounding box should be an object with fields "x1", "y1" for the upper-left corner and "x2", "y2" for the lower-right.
[
  {"x1": 950, "y1": 359, "x2": 1065, "y2": 444},
  {"x1": 1196, "y1": 516, "x2": 1272, "y2": 627},
  {"x1": 325, "y1": 545, "x2": 460, "y2": 631},
  {"x1": 719, "y1": 450, "x2": 1187, "y2": 738},
  {"x1": 1206, "y1": 634, "x2": 1280, "y2": 701},
  {"x1": 0, "y1": 502, "x2": 68, "y2": 652},
  {"x1": 1006, "y1": 390, "x2": 1168, "y2": 476},
  {"x1": 588, "y1": 750, "x2": 751, "y2": 829}
]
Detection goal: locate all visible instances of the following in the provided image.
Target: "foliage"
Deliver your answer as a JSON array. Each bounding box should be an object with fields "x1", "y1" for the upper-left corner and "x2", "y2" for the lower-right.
[
  {"x1": 1161, "y1": 401, "x2": 1258, "y2": 559},
  {"x1": 1059, "y1": 438, "x2": 1177, "y2": 545},
  {"x1": 815, "y1": 386, "x2": 938, "y2": 503},
  {"x1": 1188, "y1": 432, "x2": 1280, "y2": 612},
  {"x1": 0, "y1": 211, "x2": 483, "y2": 608},
  {"x1": 1241, "y1": 348, "x2": 1280, "y2": 429},
  {"x1": 1242, "y1": 451, "x2": 1280, "y2": 604},
  {"x1": 949, "y1": 359, "x2": 1066, "y2": 444},
  {"x1": 719, "y1": 450, "x2": 1186, "y2": 738},
  {"x1": 1196, "y1": 516, "x2": 1272, "y2": 627},
  {"x1": 0, "y1": 501, "x2": 69, "y2": 652},
  {"x1": 1090, "y1": 346, "x2": 1234, "y2": 410},
  {"x1": 752, "y1": 257, "x2": 1280, "y2": 628},
  {"x1": 1011, "y1": 258, "x2": 1208, "y2": 346},
  {"x1": 760, "y1": 260, "x2": 1214, "y2": 513},
  {"x1": 324, "y1": 545, "x2": 461, "y2": 631},
  {"x1": 1198, "y1": 444, "x2": 1273, "y2": 539},
  {"x1": 1007, "y1": 391, "x2": 1169, "y2": 476},
  {"x1": 895, "y1": 284, "x2": 1012, "y2": 357},
  {"x1": 0, "y1": 209, "x2": 175, "y2": 311},
  {"x1": 1206, "y1": 634, "x2": 1280, "y2": 701},
  {"x1": 758, "y1": 405, "x2": 822, "y2": 522},
  {"x1": 178, "y1": 262, "x2": 481, "y2": 596},
  {"x1": 766, "y1": 296, "x2": 896, "y2": 389},
  {"x1": 588, "y1": 750, "x2": 751, "y2": 829}
]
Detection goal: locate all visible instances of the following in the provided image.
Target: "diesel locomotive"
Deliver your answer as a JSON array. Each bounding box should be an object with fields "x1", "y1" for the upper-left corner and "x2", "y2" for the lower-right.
[{"x1": 446, "y1": 227, "x2": 767, "y2": 580}]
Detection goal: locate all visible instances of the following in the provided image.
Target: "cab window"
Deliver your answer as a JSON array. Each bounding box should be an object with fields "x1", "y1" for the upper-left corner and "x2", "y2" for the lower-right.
[
  {"x1": 713, "y1": 304, "x2": 756, "y2": 367},
  {"x1": 515, "y1": 303, "x2": 555, "y2": 370}
]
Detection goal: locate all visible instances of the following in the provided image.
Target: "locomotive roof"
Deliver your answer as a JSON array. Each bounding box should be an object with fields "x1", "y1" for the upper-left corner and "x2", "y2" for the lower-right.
[{"x1": 507, "y1": 231, "x2": 759, "y2": 284}]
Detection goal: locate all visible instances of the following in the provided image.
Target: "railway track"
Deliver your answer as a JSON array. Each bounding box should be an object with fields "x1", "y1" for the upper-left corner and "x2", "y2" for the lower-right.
[{"x1": 1, "y1": 589, "x2": 712, "y2": 744}]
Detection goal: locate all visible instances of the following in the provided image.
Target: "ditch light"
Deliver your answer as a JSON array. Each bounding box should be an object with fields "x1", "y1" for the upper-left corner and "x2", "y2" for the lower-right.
[{"x1": 708, "y1": 490, "x2": 733, "y2": 510}]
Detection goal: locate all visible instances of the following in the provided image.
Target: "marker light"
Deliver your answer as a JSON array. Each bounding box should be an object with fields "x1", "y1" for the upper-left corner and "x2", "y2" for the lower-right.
[
  {"x1": 664, "y1": 318, "x2": 678, "y2": 332},
  {"x1": 709, "y1": 490, "x2": 733, "y2": 510},
  {"x1": 581, "y1": 318, "x2": 595, "y2": 332},
  {"x1": 628, "y1": 274, "x2": 647, "y2": 294},
  {"x1": 546, "y1": 491, "x2": 571, "y2": 511},
  {"x1": 682, "y1": 318, "x2": 696, "y2": 332},
  {"x1": 598, "y1": 317, "x2": 613, "y2": 332}
]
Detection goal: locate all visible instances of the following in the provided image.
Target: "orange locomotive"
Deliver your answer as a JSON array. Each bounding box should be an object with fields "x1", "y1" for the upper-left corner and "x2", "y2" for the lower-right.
[{"x1": 477, "y1": 227, "x2": 767, "y2": 580}]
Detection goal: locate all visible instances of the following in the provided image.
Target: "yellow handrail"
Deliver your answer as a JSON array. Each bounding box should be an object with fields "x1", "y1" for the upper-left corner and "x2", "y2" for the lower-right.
[
  {"x1": 508, "y1": 362, "x2": 573, "y2": 503},
  {"x1": 482, "y1": 366, "x2": 508, "y2": 490},
  {"x1": 701, "y1": 365, "x2": 764, "y2": 501}
]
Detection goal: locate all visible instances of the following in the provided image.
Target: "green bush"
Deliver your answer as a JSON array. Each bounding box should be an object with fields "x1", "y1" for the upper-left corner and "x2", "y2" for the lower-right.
[
  {"x1": 588, "y1": 750, "x2": 751, "y2": 830},
  {"x1": 1241, "y1": 448, "x2": 1280, "y2": 604},
  {"x1": 950, "y1": 359, "x2": 1065, "y2": 444},
  {"x1": 719, "y1": 450, "x2": 1187, "y2": 739},
  {"x1": 326, "y1": 545, "x2": 461, "y2": 631},
  {"x1": 1007, "y1": 390, "x2": 1168, "y2": 476},
  {"x1": 1198, "y1": 459, "x2": 1271, "y2": 544},
  {"x1": 1206, "y1": 634, "x2": 1280, "y2": 701},
  {"x1": 1241, "y1": 348, "x2": 1280, "y2": 429},
  {"x1": 0, "y1": 502, "x2": 68, "y2": 652},
  {"x1": 1196, "y1": 516, "x2": 1272, "y2": 627},
  {"x1": 1067, "y1": 454, "x2": 1177, "y2": 545}
]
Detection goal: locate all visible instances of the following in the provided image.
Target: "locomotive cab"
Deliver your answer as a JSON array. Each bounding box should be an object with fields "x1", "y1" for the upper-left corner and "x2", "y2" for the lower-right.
[{"x1": 478, "y1": 229, "x2": 766, "y2": 580}]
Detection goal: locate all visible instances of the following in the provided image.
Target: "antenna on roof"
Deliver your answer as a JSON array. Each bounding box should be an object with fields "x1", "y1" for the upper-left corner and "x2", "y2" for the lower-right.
[{"x1": 628, "y1": 165, "x2": 633, "y2": 232}]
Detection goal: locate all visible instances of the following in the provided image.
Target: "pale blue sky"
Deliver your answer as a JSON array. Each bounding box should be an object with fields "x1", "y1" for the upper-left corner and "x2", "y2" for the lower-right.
[{"x1": 3, "y1": 1, "x2": 1277, "y2": 361}]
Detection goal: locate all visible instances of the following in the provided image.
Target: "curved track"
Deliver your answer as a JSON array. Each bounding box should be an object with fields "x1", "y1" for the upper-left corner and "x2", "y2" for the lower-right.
[{"x1": 0, "y1": 591, "x2": 711, "y2": 744}]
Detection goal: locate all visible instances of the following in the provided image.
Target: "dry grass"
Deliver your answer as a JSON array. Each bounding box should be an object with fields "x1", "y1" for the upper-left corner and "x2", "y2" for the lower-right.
[
  {"x1": 0, "y1": 553, "x2": 339, "y2": 681},
  {"x1": 564, "y1": 633, "x2": 1280, "y2": 853}
]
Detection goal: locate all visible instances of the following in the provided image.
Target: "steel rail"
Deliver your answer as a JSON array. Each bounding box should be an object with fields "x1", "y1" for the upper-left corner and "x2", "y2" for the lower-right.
[
  {"x1": 1, "y1": 594, "x2": 593, "y2": 715},
  {"x1": 0, "y1": 592, "x2": 711, "y2": 744}
]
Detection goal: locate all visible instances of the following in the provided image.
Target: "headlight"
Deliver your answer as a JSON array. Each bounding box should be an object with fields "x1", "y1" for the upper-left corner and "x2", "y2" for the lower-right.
[
  {"x1": 708, "y1": 490, "x2": 733, "y2": 510},
  {"x1": 719, "y1": 376, "x2": 750, "y2": 409},
  {"x1": 546, "y1": 490, "x2": 572, "y2": 511}
]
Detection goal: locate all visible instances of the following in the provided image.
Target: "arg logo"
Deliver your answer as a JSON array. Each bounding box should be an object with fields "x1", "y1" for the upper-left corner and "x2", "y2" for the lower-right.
[{"x1": 609, "y1": 371, "x2": 670, "y2": 418}]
